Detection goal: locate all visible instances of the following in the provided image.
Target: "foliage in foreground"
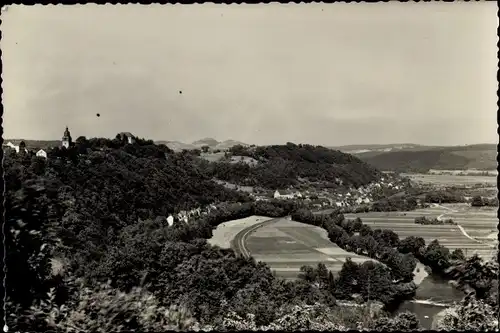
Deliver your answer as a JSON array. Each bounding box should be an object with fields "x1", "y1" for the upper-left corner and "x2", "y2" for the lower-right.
[
  {"x1": 20, "y1": 279, "x2": 203, "y2": 332},
  {"x1": 433, "y1": 293, "x2": 499, "y2": 331}
]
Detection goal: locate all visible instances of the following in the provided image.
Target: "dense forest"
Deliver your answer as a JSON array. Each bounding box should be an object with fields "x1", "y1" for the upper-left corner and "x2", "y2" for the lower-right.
[
  {"x1": 5, "y1": 137, "x2": 497, "y2": 331},
  {"x1": 199, "y1": 143, "x2": 382, "y2": 190}
]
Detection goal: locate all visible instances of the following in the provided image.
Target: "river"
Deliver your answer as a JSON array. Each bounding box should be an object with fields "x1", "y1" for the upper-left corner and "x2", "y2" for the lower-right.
[{"x1": 393, "y1": 275, "x2": 465, "y2": 329}]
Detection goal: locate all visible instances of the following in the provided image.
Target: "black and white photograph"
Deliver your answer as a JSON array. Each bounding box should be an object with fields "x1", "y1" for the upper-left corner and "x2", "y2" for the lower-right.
[{"x1": 1, "y1": 3, "x2": 498, "y2": 332}]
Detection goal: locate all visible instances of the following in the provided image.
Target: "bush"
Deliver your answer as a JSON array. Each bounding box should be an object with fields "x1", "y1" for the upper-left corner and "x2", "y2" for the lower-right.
[
  {"x1": 23, "y1": 279, "x2": 202, "y2": 333},
  {"x1": 434, "y1": 293, "x2": 498, "y2": 331},
  {"x1": 414, "y1": 216, "x2": 456, "y2": 225}
]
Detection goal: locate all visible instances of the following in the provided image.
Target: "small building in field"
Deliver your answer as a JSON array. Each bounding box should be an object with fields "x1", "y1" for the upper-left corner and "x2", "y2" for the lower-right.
[{"x1": 36, "y1": 149, "x2": 47, "y2": 159}]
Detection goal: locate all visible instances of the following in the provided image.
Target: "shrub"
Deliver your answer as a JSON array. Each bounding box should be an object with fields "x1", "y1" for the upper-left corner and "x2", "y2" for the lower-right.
[{"x1": 24, "y1": 279, "x2": 202, "y2": 332}]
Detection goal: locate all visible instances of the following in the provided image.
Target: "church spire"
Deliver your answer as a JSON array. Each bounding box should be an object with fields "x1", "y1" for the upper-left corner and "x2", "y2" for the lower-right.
[{"x1": 62, "y1": 126, "x2": 72, "y2": 148}]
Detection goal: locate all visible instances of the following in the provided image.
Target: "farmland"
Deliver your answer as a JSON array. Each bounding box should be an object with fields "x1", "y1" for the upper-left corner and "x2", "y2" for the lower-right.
[
  {"x1": 438, "y1": 204, "x2": 497, "y2": 240},
  {"x1": 208, "y1": 215, "x2": 273, "y2": 249},
  {"x1": 222, "y1": 203, "x2": 497, "y2": 280},
  {"x1": 402, "y1": 173, "x2": 497, "y2": 187},
  {"x1": 345, "y1": 205, "x2": 497, "y2": 261},
  {"x1": 244, "y1": 218, "x2": 374, "y2": 280}
]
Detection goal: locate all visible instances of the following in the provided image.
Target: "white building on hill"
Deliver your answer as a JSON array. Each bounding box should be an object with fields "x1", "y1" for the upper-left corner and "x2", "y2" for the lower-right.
[
  {"x1": 167, "y1": 215, "x2": 174, "y2": 226},
  {"x1": 36, "y1": 149, "x2": 47, "y2": 158},
  {"x1": 274, "y1": 190, "x2": 303, "y2": 200},
  {"x1": 118, "y1": 132, "x2": 136, "y2": 144}
]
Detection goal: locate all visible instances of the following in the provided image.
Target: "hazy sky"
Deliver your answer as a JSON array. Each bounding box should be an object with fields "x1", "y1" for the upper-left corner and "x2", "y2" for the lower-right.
[{"x1": 2, "y1": 3, "x2": 498, "y2": 146}]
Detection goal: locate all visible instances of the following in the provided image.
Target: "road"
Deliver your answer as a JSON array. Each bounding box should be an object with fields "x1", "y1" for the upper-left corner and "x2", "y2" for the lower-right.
[
  {"x1": 231, "y1": 216, "x2": 290, "y2": 258},
  {"x1": 232, "y1": 209, "x2": 331, "y2": 258}
]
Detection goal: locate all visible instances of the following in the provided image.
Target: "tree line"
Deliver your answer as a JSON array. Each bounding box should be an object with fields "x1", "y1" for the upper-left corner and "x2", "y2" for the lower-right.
[{"x1": 290, "y1": 209, "x2": 497, "y2": 304}]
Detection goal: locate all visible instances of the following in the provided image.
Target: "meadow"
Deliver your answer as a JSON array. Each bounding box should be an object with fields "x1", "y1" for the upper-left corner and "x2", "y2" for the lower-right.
[{"x1": 245, "y1": 219, "x2": 374, "y2": 279}]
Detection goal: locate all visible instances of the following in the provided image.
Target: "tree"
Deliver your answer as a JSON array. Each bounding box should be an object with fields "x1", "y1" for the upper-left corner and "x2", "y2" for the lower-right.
[
  {"x1": 75, "y1": 136, "x2": 88, "y2": 146},
  {"x1": 201, "y1": 145, "x2": 210, "y2": 153},
  {"x1": 359, "y1": 224, "x2": 373, "y2": 237},
  {"x1": 423, "y1": 240, "x2": 451, "y2": 272},
  {"x1": 450, "y1": 248, "x2": 466, "y2": 261},
  {"x1": 373, "y1": 311, "x2": 420, "y2": 331},
  {"x1": 337, "y1": 258, "x2": 360, "y2": 297},
  {"x1": 398, "y1": 236, "x2": 426, "y2": 256},
  {"x1": 351, "y1": 217, "x2": 363, "y2": 232},
  {"x1": 381, "y1": 229, "x2": 400, "y2": 248},
  {"x1": 433, "y1": 293, "x2": 498, "y2": 331},
  {"x1": 298, "y1": 266, "x2": 317, "y2": 283},
  {"x1": 471, "y1": 195, "x2": 484, "y2": 207}
]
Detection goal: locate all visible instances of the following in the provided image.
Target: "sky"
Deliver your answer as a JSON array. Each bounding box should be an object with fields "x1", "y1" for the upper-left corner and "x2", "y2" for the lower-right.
[{"x1": 1, "y1": 3, "x2": 498, "y2": 146}]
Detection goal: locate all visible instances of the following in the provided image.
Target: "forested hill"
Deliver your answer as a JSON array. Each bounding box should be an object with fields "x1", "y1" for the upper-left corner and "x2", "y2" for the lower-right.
[
  {"x1": 200, "y1": 143, "x2": 382, "y2": 189},
  {"x1": 5, "y1": 136, "x2": 251, "y2": 220},
  {"x1": 358, "y1": 144, "x2": 497, "y2": 172}
]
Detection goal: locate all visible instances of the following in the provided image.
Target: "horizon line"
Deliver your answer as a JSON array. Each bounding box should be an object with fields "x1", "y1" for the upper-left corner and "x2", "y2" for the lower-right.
[{"x1": 2, "y1": 137, "x2": 497, "y2": 148}]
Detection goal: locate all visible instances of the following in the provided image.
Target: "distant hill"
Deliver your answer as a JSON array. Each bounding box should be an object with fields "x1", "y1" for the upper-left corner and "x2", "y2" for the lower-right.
[
  {"x1": 156, "y1": 138, "x2": 249, "y2": 152},
  {"x1": 215, "y1": 140, "x2": 249, "y2": 150},
  {"x1": 155, "y1": 140, "x2": 197, "y2": 152},
  {"x1": 3, "y1": 139, "x2": 61, "y2": 150},
  {"x1": 192, "y1": 138, "x2": 220, "y2": 148},
  {"x1": 358, "y1": 144, "x2": 497, "y2": 172},
  {"x1": 329, "y1": 143, "x2": 443, "y2": 155}
]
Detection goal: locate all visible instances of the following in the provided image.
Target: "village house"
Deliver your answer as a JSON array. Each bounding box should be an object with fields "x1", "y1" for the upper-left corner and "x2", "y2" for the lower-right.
[
  {"x1": 274, "y1": 190, "x2": 303, "y2": 200},
  {"x1": 36, "y1": 149, "x2": 48, "y2": 159},
  {"x1": 4, "y1": 140, "x2": 29, "y2": 154}
]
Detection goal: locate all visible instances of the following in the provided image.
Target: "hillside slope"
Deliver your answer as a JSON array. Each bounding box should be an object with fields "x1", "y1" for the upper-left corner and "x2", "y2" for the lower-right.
[
  {"x1": 359, "y1": 145, "x2": 497, "y2": 172},
  {"x1": 200, "y1": 143, "x2": 382, "y2": 189}
]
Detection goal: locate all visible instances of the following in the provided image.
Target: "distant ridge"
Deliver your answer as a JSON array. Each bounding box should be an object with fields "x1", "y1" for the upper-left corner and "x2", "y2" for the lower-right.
[
  {"x1": 155, "y1": 140, "x2": 197, "y2": 152},
  {"x1": 192, "y1": 138, "x2": 220, "y2": 148},
  {"x1": 3, "y1": 139, "x2": 61, "y2": 150},
  {"x1": 156, "y1": 138, "x2": 249, "y2": 151},
  {"x1": 356, "y1": 144, "x2": 497, "y2": 172}
]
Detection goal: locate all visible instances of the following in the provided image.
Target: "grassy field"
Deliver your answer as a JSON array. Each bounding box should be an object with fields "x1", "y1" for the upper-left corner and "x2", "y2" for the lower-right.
[
  {"x1": 200, "y1": 152, "x2": 226, "y2": 162},
  {"x1": 402, "y1": 173, "x2": 497, "y2": 186},
  {"x1": 245, "y1": 219, "x2": 374, "y2": 280},
  {"x1": 345, "y1": 205, "x2": 497, "y2": 260}
]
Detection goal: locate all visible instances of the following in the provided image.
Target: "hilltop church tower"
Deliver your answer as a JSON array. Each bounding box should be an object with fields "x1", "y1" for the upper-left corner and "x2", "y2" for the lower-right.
[{"x1": 62, "y1": 126, "x2": 72, "y2": 148}]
